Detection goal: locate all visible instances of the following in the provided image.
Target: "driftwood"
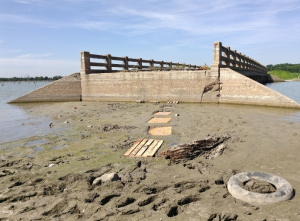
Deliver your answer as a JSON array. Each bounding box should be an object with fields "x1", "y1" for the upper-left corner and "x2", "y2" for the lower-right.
[{"x1": 159, "y1": 135, "x2": 231, "y2": 164}]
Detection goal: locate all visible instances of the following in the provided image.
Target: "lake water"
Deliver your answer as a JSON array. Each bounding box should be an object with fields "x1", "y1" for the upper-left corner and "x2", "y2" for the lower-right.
[
  {"x1": 0, "y1": 80, "x2": 299, "y2": 144},
  {"x1": 0, "y1": 81, "x2": 53, "y2": 143}
]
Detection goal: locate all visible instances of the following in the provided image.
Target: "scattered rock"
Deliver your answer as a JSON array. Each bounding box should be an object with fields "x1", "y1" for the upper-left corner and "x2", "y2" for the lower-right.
[
  {"x1": 136, "y1": 100, "x2": 145, "y2": 103},
  {"x1": 64, "y1": 121, "x2": 69, "y2": 124},
  {"x1": 206, "y1": 143, "x2": 226, "y2": 159},
  {"x1": 175, "y1": 114, "x2": 180, "y2": 116},
  {"x1": 48, "y1": 164, "x2": 55, "y2": 168},
  {"x1": 92, "y1": 172, "x2": 121, "y2": 185}
]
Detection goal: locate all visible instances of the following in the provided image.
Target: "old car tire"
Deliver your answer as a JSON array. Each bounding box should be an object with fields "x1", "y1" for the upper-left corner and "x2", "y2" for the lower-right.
[{"x1": 227, "y1": 171, "x2": 294, "y2": 205}]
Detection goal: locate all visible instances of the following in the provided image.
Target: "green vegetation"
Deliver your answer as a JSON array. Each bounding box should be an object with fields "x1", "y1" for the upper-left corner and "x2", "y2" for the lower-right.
[
  {"x1": 267, "y1": 63, "x2": 300, "y2": 80},
  {"x1": 0, "y1": 75, "x2": 63, "y2": 82}
]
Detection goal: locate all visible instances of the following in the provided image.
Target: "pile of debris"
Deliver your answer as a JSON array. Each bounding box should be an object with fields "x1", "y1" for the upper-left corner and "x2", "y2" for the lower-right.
[
  {"x1": 96, "y1": 124, "x2": 137, "y2": 132},
  {"x1": 159, "y1": 134, "x2": 231, "y2": 164}
]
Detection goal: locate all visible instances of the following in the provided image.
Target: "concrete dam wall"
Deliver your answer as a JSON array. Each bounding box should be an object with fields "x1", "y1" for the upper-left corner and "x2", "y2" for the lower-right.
[{"x1": 9, "y1": 42, "x2": 300, "y2": 109}]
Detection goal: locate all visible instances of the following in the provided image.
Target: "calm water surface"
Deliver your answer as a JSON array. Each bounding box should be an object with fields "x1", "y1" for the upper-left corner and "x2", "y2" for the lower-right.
[
  {"x1": 0, "y1": 80, "x2": 299, "y2": 143},
  {"x1": 0, "y1": 81, "x2": 52, "y2": 143}
]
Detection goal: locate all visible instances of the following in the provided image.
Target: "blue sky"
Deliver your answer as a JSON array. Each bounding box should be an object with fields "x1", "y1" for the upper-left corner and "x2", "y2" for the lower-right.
[{"x1": 0, "y1": 0, "x2": 299, "y2": 77}]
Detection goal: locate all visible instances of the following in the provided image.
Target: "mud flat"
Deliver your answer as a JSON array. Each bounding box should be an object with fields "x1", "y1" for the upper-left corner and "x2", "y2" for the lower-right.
[{"x1": 0, "y1": 101, "x2": 300, "y2": 220}]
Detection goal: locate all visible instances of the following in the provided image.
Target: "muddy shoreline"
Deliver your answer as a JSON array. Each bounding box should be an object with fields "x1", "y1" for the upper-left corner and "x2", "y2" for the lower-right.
[{"x1": 0, "y1": 101, "x2": 300, "y2": 220}]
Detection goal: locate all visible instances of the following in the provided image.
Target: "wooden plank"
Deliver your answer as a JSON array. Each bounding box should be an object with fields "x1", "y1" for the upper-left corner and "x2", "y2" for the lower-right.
[
  {"x1": 123, "y1": 139, "x2": 143, "y2": 156},
  {"x1": 141, "y1": 140, "x2": 159, "y2": 157},
  {"x1": 135, "y1": 139, "x2": 154, "y2": 157},
  {"x1": 129, "y1": 139, "x2": 148, "y2": 157},
  {"x1": 145, "y1": 140, "x2": 164, "y2": 157}
]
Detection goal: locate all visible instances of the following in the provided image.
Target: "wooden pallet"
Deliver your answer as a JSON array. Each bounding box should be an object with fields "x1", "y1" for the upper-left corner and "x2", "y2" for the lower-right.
[
  {"x1": 123, "y1": 139, "x2": 164, "y2": 158},
  {"x1": 147, "y1": 117, "x2": 171, "y2": 123}
]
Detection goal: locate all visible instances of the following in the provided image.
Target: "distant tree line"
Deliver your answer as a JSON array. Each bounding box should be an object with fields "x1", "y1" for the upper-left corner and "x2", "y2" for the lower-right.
[
  {"x1": 266, "y1": 63, "x2": 300, "y2": 73},
  {"x1": 0, "y1": 76, "x2": 63, "y2": 82}
]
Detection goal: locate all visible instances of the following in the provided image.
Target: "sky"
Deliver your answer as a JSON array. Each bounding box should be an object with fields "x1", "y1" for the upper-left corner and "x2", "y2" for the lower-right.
[{"x1": 0, "y1": 0, "x2": 300, "y2": 78}]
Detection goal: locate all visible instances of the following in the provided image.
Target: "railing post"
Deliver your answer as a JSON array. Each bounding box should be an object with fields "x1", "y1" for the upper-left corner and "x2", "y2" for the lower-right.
[
  {"x1": 149, "y1": 59, "x2": 154, "y2": 71},
  {"x1": 233, "y1": 50, "x2": 237, "y2": 68},
  {"x1": 238, "y1": 53, "x2": 242, "y2": 68},
  {"x1": 138, "y1": 58, "x2": 142, "y2": 70},
  {"x1": 225, "y1": 47, "x2": 230, "y2": 67},
  {"x1": 123, "y1": 56, "x2": 128, "y2": 71},
  {"x1": 81, "y1": 51, "x2": 91, "y2": 74},
  {"x1": 242, "y1": 54, "x2": 246, "y2": 69},
  {"x1": 160, "y1": 61, "x2": 163, "y2": 71},
  {"x1": 105, "y1": 54, "x2": 112, "y2": 72},
  {"x1": 168, "y1": 62, "x2": 172, "y2": 70}
]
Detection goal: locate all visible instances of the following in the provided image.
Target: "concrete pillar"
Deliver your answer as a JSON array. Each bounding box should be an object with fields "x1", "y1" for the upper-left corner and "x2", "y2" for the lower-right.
[
  {"x1": 105, "y1": 54, "x2": 112, "y2": 72},
  {"x1": 149, "y1": 59, "x2": 154, "y2": 70},
  {"x1": 160, "y1": 61, "x2": 163, "y2": 71},
  {"x1": 138, "y1": 58, "x2": 142, "y2": 70},
  {"x1": 123, "y1": 56, "x2": 128, "y2": 71},
  {"x1": 233, "y1": 50, "x2": 237, "y2": 68},
  {"x1": 81, "y1": 51, "x2": 90, "y2": 74},
  {"x1": 212, "y1": 42, "x2": 222, "y2": 70},
  {"x1": 225, "y1": 47, "x2": 230, "y2": 67}
]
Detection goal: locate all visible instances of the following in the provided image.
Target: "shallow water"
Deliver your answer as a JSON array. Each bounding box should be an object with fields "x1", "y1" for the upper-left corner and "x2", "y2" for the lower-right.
[{"x1": 0, "y1": 81, "x2": 52, "y2": 143}]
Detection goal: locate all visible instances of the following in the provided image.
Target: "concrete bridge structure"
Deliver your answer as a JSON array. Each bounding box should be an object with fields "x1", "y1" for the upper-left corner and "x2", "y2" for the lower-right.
[{"x1": 9, "y1": 42, "x2": 300, "y2": 108}]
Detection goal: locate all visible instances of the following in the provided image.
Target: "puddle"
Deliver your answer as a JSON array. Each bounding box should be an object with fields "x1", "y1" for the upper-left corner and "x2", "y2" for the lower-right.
[
  {"x1": 25, "y1": 139, "x2": 46, "y2": 147},
  {"x1": 147, "y1": 117, "x2": 171, "y2": 124},
  {"x1": 0, "y1": 144, "x2": 19, "y2": 150},
  {"x1": 170, "y1": 142, "x2": 179, "y2": 146},
  {"x1": 25, "y1": 153, "x2": 36, "y2": 158},
  {"x1": 33, "y1": 146, "x2": 44, "y2": 152},
  {"x1": 148, "y1": 126, "x2": 172, "y2": 135},
  {"x1": 52, "y1": 145, "x2": 67, "y2": 150}
]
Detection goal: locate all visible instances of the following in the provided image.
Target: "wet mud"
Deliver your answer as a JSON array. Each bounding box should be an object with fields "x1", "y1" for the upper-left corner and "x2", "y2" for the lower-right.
[{"x1": 0, "y1": 101, "x2": 300, "y2": 220}]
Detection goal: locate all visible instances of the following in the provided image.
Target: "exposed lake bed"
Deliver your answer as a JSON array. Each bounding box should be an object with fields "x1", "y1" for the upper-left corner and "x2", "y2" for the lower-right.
[{"x1": 0, "y1": 97, "x2": 300, "y2": 220}]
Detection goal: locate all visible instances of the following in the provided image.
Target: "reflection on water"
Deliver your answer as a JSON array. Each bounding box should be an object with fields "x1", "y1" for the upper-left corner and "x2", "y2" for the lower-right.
[
  {"x1": 265, "y1": 81, "x2": 300, "y2": 122},
  {"x1": 0, "y1": 81, "x2": 52, "y2": 143}
]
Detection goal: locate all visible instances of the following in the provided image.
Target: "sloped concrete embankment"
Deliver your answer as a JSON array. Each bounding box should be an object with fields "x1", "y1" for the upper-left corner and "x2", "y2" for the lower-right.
[
  {"x1": 219, "y1": 68, "x2": 300, "y2": 108},
  {"x1": 9, "y1": 73, "x2": 81, "y2": 103}
]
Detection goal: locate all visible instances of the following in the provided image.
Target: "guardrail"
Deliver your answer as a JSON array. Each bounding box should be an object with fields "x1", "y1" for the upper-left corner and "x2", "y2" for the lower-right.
[
  {"x1": 212, "y1": 42, "x2": 268, "y2": 73},
  {"x1": 81, "y1": 51, "x2": 206, "y2": 74}
]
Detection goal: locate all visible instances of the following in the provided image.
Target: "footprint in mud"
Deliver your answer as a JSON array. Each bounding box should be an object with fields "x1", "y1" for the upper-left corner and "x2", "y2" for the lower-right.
[
  {"x1": 137, "y1": 195, "x2": 157, "y2": 207},
  {"x1": 99, "y1": 194, "x2": 120, "y2": 205},
  {"x1": 165, "y1": 195, "x2": 201, "y2": 217},
  {"x1": 115, "y1": 196, "x2": 135, "y2": 208}
]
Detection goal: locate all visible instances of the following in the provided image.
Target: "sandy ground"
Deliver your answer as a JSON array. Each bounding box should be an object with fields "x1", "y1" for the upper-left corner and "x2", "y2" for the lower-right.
[{"x1": 0, "y1": 101, "x2": 300, "y2": 221}]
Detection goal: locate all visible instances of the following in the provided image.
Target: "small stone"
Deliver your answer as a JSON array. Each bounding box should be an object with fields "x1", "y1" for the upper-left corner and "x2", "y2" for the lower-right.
[
  {"x1": 64, "y1": 121, "x2": 69, "y2": 124},
  {"x1": 92, "y1": 172, "x2": 121, "y2": 185},
  {"x1": 49, "y1": 123, "x2": 53, "y2": 128},
  {"x1": 87, "y1": 125, "x2": 93, "y2": 128},
  {"x1": 48, "y1": 163, "x2": 55, "y2": 168},
  {"x1": 175, "y1": 114, "x2": 179, "y2": 116},
  {"x1": 136, "y1": 100, "x2": 145, "y2": 103},
  {"x1": 58, "y1": 115, "x2": 61, "y2": 118}
]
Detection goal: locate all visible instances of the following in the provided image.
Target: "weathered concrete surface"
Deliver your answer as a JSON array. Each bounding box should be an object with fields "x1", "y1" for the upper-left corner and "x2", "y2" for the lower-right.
[
  {"x1": 80, "y1": 70, "x2": 219, "y2": 103},
  {"x1": 267, "y1": 74, "x2": 285, "y2": 82},
  {"x1": 9, "y1": 73, "x2": 81, "y2": 103},
  {"x1": 219, "y1": 68, "x2": 300, "y2": 108},
  {"x1": 9, "y1": 69, "x2": 300, "y2": 109}
]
